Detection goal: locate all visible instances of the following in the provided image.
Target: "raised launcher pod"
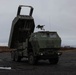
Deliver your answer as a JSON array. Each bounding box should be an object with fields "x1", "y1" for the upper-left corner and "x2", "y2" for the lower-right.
[{"x1": 8, "y1": 5, "x2": 35, "y2": 48}]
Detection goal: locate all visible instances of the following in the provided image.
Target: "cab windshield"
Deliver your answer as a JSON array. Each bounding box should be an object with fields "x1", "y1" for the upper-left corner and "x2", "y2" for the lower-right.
[{"x1": 40, "y1": 32, "x2": 57, "y2": 38}]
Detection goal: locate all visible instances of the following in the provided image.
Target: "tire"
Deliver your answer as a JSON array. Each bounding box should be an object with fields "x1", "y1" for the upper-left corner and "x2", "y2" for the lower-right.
[
  {"x1": 28, "y1": 52, "x2": 37, "y2": 65},
  {"x1": 14, "y1": 51, "x2": 21, "y2": 62},
  {"x1": 11, "y1": 51, "x2": 15, "y2": 61},
  {"x1": 49, "y1": 56, "x2": 59, "y2": 64}
]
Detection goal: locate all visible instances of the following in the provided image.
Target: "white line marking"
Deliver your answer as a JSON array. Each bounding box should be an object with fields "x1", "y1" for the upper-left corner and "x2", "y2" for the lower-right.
[{"x1": 0, "y1": 67, "x2": 11, "y2": 70}]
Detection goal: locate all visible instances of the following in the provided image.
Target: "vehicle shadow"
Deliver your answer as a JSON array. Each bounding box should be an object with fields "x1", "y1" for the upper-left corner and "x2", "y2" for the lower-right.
[
  {"x1": 19, "y1": 59, "x2": 58, "y2": 66},
  {"x1": 11, "y1": 59, "x2": 59, "y2": 70}
]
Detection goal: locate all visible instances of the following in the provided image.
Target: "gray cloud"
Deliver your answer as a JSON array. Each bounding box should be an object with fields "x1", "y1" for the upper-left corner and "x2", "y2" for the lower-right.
[{"x1": 0, "y1": 0, "x2": 76, "y2": 46}]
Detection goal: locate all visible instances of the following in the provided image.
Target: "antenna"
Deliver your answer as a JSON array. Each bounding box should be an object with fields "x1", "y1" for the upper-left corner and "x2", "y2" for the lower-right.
[{"x1": 49, "y1": 16, "x2": 51, "y2": 30}]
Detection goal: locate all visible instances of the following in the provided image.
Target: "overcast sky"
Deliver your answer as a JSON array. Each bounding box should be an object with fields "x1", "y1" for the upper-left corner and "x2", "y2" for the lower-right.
[{"x1": 0, "y1": 0, "x2": 76, "y2": 46}]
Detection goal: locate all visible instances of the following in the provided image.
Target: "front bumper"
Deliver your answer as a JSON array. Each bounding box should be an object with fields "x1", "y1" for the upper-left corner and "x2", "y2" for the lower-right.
[{"x1": 36, "y1": 52, "x2": 61, "y2": 60}]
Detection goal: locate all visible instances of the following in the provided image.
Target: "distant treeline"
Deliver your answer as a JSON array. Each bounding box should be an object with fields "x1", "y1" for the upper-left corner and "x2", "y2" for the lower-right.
[
  {"x1": 0, "y1": 46, "x2": 11, "y2": 52},
  {"x1": 61, "y1": 46, "x2": 76, "y2": 50},
  {"x1": 0, "y1": 46, "x2": 76, "y2": 52}
]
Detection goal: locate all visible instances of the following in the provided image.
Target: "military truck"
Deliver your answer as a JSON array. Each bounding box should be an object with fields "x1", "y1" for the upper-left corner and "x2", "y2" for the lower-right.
[{"x1": 8, "y1": 5, "x2": 62, "y2": 65}]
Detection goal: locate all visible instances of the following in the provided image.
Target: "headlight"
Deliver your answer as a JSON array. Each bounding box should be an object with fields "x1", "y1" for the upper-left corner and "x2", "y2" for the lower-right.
[
  {"x1": 39, "y1": 53, "x2": 43, "y2": 55},
  {"x1": 58, "y1": 52, "x2": 62, "y2": 56},
  {"x1": 41, "y1": 53, "x2": 43, "y2": 55}
]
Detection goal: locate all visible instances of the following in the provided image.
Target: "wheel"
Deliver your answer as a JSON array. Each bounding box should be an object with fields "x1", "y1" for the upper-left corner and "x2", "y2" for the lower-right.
[
  {"x1": 28, "y1": 52, "x2": 37, "y2": 65},
  {"x1": 49, "y1": 56, "x2": 59, "y2": 64},
  {"x1": 11, "y1": 51, "x2": 15, "y2": 61},
  {"x1": 14, "y1": 51, "x2": 21, "y2": 62}
]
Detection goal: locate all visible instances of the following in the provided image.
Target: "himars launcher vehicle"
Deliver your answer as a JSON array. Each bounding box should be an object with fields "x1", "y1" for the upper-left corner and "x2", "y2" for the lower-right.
[{"x1": 8, "y1": 5, "x2": 62, "y2": 65}]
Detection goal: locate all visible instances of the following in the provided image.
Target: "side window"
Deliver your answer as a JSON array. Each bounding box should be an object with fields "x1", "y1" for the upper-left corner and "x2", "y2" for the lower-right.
[{"x1": 41, "y1": 33, "x2": 47, "y2": 37}]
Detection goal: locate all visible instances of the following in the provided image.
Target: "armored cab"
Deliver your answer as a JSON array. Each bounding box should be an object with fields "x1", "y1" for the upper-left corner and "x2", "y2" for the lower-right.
[
  {"x1": 29, "y1": 31, "x2": 61, "y2": 64},
  {"x1": 8, "y1": 5, "x2": 62, "y2": 65},
  {"x1": 30, "y1": 31, "x2": 61, "y2": 50}
]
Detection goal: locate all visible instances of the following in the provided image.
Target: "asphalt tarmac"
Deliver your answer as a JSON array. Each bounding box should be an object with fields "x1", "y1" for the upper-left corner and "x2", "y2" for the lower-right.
[{"x1": 0, "y1": 50, "x2": 76, "y2": 75}]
